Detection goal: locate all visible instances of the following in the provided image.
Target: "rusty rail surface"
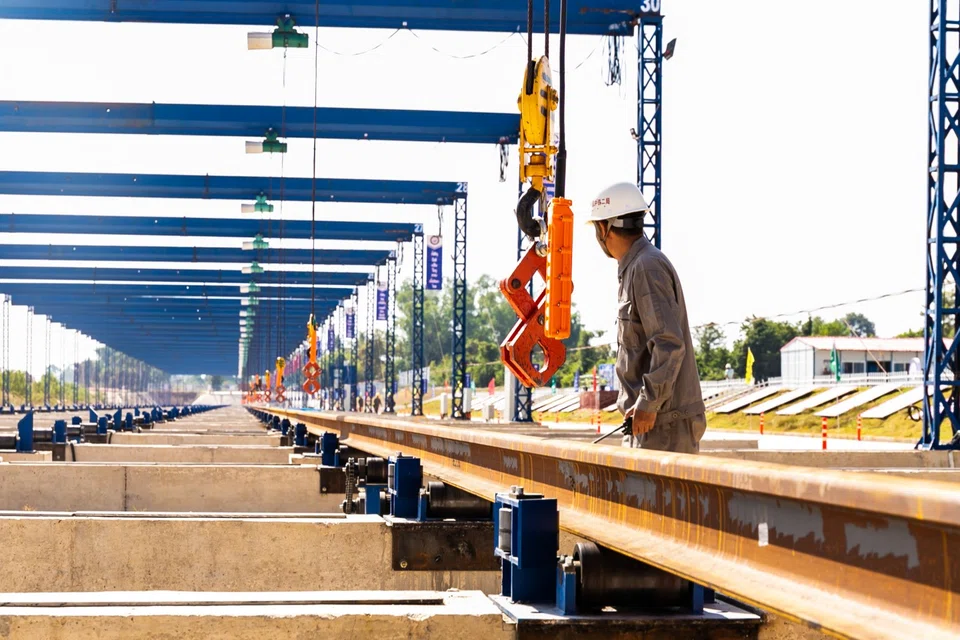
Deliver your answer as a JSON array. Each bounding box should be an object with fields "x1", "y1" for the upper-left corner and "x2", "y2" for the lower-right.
[{"x1": 264, "y1": 408, "x2": 960, "y2": 640}]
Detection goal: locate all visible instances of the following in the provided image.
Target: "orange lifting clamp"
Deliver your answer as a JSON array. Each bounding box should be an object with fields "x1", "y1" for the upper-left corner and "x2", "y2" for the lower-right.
[
  {"x1": 275, "y1": 356, "x2": 287, "y2": 404},
  {"x1": 264, "y1": 370, "x2": 272, "y2": 402},
  {"x1": 500, "y1": 23, "x2": 575, "y2": 388},
  {"x1": 301, "y1": 314, "x2": 321, "y2": 396}
]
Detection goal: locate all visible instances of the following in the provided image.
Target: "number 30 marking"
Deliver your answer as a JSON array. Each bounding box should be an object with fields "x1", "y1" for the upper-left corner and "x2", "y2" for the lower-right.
[{"x1": 640, "y1": 0, "x2": 661, "y2": 12}]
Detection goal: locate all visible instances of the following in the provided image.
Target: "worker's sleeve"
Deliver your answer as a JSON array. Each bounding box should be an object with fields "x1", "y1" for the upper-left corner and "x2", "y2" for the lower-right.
[{"x1": 632, "y1": 268, "x2": 686, "y2": 414}]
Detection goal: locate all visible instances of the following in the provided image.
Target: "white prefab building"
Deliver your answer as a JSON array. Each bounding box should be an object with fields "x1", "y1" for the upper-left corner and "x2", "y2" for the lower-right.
[{"x1": 779, "y1": 337, "x2": 922, "y2": 383}]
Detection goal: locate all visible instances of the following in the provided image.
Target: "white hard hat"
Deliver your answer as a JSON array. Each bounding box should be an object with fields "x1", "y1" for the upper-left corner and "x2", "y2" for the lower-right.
[{"x1": 586, "y1": 182, "x2": 650, "y2": 224}]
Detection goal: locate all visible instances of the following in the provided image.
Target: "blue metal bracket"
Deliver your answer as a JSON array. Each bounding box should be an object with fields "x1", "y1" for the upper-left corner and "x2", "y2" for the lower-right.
[
  {"x1": 16, "y1": 411, "x2": 33, "y2": 452},
  {"x1": 319, "y1": 432, "x2": 340, "y2": 467},
  {"x1": 364, "y1": 483, "x2": 388, "y2": 515},
  {"x1": 294, "y1": 422, "x2": 307, "y2": 447},
  {"x1": 493, "y1": 488, "x2": 558, "y2": 603},
  {"x1": 53, "y1": 419, "x2": 66, "y2": 444},
  {"x1": 388, "y1": 454, "x2": 422, "y2": 518},
  {"x1": 280, "y1": 418, "x2": 291, "y2": 436}
]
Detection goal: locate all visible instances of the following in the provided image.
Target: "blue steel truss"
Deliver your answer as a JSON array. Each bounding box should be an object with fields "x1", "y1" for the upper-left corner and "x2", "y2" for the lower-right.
[
  {"x1": 0, "y1": 266, "x2": 371, "y2": 287},
  {"x1": 0, "y1": 171, "x2": 464, "y2": 205},
  {"x1": 0, "y1": 101, "x2": 519, "y2": 145},
  {"x1": 384, "y1": 256, "x2": 397, "y2": 413},
  {"x1": 365, "y1": 282, "x2": 375, "y2": 404},
  {"x1": 925, "y1": 0, "x2": 960, "y2": 449},
  {"x1": 0, "y1": 283, "x2": 354, "y2": 300},
  {"x1": 0, "y1": 1, "x2": 648, "y2": 35},
  {"x1": 638, "y1": 16, "x2": 662, "y2": 249},
  {"x1": 451, "y1": 197, "x2": 468, "y2": 419},
  {"x1": 411, "y1": 231, "x2": 424, "y2": 416},
  {"x1": 0, "y1": 245, "x2": 392, "y2": 265},
  {"x1": 0, "y1": 214, "x2": 421, "y2": 243}
]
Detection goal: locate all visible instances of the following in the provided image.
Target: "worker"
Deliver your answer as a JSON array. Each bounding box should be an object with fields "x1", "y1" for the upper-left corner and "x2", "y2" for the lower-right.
[
  {"x1": 587, "y1": 182, "x2": 705, "y2": 453},
  {"x1": 373, "y1": 393, "x2": 382, "y2": 414}
]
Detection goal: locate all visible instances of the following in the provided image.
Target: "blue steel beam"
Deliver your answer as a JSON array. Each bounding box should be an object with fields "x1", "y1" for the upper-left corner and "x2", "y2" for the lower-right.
[
  {"x1": 7, "y1": 296, "x2": 336, "y2": 309},
  {"x1": 0, "y1": 245, "x2": 392, "y2": 265},
  {"x1": 0, "y1": 214, "x2": 421, "y2": 242},
  {"x1": 0, "y1": 1, "x2": 648, "y2": 35},
  {"x1": 0, "y1": 102, "x2": 519, "y2": 145},
  {"x1": 0, "y1": 283, "x2": 354, "y2": 300},
  {"x1": 0, "y1": 171, "x2": 465, "y2": 205},
  {"x1": 0, "y1": 266, "x2": 371, "y2": 287}
]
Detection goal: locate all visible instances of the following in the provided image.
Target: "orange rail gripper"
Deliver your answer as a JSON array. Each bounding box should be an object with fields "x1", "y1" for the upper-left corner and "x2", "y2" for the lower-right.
[
  {"x1": 499, "y1": 245, "x2": 567, "y2": 388},
  {"x1": 545, "y1": 197, "x2": 574, "y2": 340}
]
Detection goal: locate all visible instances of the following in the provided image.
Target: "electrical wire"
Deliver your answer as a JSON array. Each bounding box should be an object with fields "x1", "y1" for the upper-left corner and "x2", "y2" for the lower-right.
[
  {"x1": 316, "y1": 28, "x2": 401, "y2": 55},
  {"x1": 406, "y1": 29, "x2": 521, "y2": 60}
]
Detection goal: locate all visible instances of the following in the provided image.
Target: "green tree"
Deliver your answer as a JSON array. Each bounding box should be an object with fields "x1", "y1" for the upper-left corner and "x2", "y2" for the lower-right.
[
  {"x1": 801, "y1": 316, "x2": 847, "y2": 337},
  {"x1": 897, "y1": 328, "x2": 924, "y2": 338},
  {"x1": 694, "y1": 323, "x2": 732, "y2": 381},
  {"x1": 733, "y1": 317, "x2": 798, "y2": 381},
  {"x1": 843, "y1": 312, "x2": 876, "y2": 337},
  {"x1": 209, "y1": 375, "x2": 225, "y2": 391}
]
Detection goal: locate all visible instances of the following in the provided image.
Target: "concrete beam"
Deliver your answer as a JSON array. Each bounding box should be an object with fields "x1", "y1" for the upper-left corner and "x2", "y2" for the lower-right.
[
  {"x1": 0, "y1": 591, "x2": 512, "y2": 640},
  {"x1": 0, "y1": 451, "x2": 51, "y2": 462},
  {"x1": 108, "y1": 432, "x2": 282, "y2": 446},
  {"x1": 0, "y1": 515, "x2": 500, "y2": 593},
  {"x1": 0, "y1": 463, "x2": 344, "y2": 512},
  {"x1": 66, "y1": 444, "x2": 293, "y2": 464}
]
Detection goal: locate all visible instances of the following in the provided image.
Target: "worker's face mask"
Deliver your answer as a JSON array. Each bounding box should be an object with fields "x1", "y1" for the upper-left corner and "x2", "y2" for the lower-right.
[{"x1": 593, "y1": 222, "x2": 614, "y2": 259}]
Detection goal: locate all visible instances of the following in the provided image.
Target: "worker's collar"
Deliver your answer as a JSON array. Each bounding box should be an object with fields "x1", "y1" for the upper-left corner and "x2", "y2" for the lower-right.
[{"x1": 617, "y1": 236, "x2": 650, "y2": 278}]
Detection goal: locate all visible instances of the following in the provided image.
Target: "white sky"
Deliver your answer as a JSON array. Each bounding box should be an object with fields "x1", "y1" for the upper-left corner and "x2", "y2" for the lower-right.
[{"x1": 0, "y1": 1, "x2": 931, "y2": 376}]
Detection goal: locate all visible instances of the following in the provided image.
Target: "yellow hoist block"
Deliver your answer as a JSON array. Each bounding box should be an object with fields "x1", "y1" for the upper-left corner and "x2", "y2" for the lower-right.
[
  {"x1": 264, "y1": 370, "x2": 271, "y2": 389},
  {"x1": 275, "y1": 357, "x2": 286, "y2": 387},
  {"x1": 517, "y1": 55, "x2": 559, "y2": 191},
  {"x1": 306, "y1": 317, "x2": 318, "y2": 364},
  {"x1": 545, "y1": 197, "x2": 574, "y2": 340}
]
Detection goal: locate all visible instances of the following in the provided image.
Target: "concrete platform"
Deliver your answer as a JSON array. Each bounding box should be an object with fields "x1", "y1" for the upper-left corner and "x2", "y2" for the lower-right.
[
  {"x1": 65, "y1": 443, "x2": 293, "y2": 464},
  {"x1": 0, "y1": 590, "x2": 511, "y2": 640},
  {"x1": 0, "y1": 463, "x2": 344, "y2": 512},
  {"x1": 108, "y1": 432, "x2": 282, "y2": 446},
  {"x1": 0, "y1": 514, "x2": 500, "y2": 593}
]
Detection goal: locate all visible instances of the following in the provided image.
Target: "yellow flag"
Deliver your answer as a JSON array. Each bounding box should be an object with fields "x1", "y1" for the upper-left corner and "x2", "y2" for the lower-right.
[{"x1": 745, "y1": 347, "x2": 755, "y2": 385}]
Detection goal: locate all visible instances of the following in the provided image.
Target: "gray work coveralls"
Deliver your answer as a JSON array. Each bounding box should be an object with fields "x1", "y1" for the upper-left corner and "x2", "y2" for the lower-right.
[{"x1": 616, "y1": 238, "x2": 706, "y2": 453}]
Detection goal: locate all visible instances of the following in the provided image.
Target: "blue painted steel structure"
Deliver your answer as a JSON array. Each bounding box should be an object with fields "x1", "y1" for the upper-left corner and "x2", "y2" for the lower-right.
[
  {"x1": 451, "y1": 198, "x2": 468, "y2": 418},
  {"x1": 0, "y1": 1, "x2": 648, "y2": 35},
  {"x1": 925, "y1": 0, "x2": 960, "y2": 449},
  {"x1": 0, "y1": 101, "x2": 519, "y2": 145},
  {"x1": 0, "y1": 245, "x2": 392, "y2": 265},
  {"x1": 411, "y1": 231, "x2": 424, "y2": 416},
  {"x1": 0, "y1": 283, "x2": 355, "y2": 300},
  {"x1": 0, "y1": 170, "x2": 464, "y2": 205},
  {"x1": 0, "y1": 266, "x2": 371, "y2": 287},
  {"x1": 0, "y1": 214, "x2": 420, "y2": 243},
  {"x1": 638, "y1": 15, "x2": 662, "y2": 249}
]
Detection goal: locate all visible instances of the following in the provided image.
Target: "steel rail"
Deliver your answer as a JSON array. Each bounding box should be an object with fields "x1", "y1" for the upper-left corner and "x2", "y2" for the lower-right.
[{"x1": 262, "y1": 408, "x2": 960, "y2": 640}]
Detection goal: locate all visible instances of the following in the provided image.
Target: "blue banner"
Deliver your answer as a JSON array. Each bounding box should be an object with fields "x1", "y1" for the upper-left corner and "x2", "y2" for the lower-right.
[
  {"x1": 597, "y1": 364, "x2": 615, "y2": 388},
  {"x1": 376, "y1": 282, "x2": 388, "y2": 321},
  {"x1": 327, "y1": 325, "x2": 335, "y2": 351},
  {"x1": 426, "y1": 235, "x2": 443, "y2": 290},
  {"x1": 345, "y1": 307, "x2": 356, "y2": 339},
  {"x1": 543, "y1": 179, "x2": 555, "y2": 209},
  {"x1": 573, "y1": 370, "x2": 580, "y2": 392}
]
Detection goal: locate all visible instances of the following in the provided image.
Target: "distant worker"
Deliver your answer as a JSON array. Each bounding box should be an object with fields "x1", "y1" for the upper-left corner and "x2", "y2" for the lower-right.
[
  {"x1": 373, "y1": 394, "x2": 382, "y2": 414},
  {"x1": 587, "y1": 183, "x2": 705, "y2": 453},
  {"x1": 724, "y1": 363, "x2": 735, "y2": 380}
]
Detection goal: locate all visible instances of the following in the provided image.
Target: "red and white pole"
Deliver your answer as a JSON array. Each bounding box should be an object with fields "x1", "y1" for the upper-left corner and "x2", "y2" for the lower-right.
[
  {"x1": 593, "y1": 366, "x2": 600, "y2": 434},
  {"x1": 821, "y1": 416, "x2": 828, "y2": 450},
  {"x1": 857, "y1": 414, "x2": 862, "y2": 441},
  {"x1": 759, "y1": 412, "x2": 764, "y2": 435}
]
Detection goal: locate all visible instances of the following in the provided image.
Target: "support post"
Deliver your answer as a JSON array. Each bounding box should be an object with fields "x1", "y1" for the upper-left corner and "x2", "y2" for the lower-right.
[
  {"x1": 365, "y1": 278, "x2": 375, "y2": 406},
  {"x1": 451, "y1": 195, "x2": 468, "y2": 419},
  {"x1": 638, "y1": 16, "x2": 663, "y2": 249},
  {"x1": 412, "y1": 228, "x2": 425, "y2": 416},
  {"x1": 25, "y1": 307, "x2": 33, "y2": 408},
  {"x1": 385, "y1": 255, "x2": 397, "y2": 413},
  {"x1": 923, "y1": 0, "x2": 960, "y2": 449},
  {"x1": 1, "y1": 295, "x2": 8, "y2": 408}
]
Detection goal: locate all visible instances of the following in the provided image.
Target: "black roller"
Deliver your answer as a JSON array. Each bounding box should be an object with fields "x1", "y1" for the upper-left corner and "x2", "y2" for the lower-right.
[
  {"x1": 574, "y1": 542, "x2": 689, "y2": 612},
  {"x1": 362, "y1": 457, "x2": 388, "y2": 484},
  {"x1": 426, "y1": 482, "x2": 491, "y2": 520},
  {"x1": 31, "y1": 429, "x2": 53, "y2": 444},
  {"x1": 0, "y1": 434, "x2": 16, "y2": 449}
]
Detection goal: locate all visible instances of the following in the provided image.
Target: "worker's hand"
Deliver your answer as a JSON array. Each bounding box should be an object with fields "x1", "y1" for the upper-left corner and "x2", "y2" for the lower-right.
[{"x1": 624, "y1": 401, "x2": 656, "y2": 437}]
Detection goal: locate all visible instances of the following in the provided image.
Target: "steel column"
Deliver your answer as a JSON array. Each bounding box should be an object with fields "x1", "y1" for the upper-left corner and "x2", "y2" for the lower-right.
[
  {"x1": 24, "y1": 307, "x2": 32, "y2": 407},
  {"x1": 1, "y1": 295, "x2": 8, "y2": 407},
  {"x1": 43, "y1": 316, "x2": 50, "y2": 407},
  {"x1": 385, "y1": 256, "x2": 397, "y2": 413},
  {"x1": 924, "y1": 0, "x2": 960, "y2": 449},
  {"x1": 351, "y1": 292, "x2": 359, "y2": 410},
  {"x1": 411, "y1": 230, "x2": 425, "y2": 416},
  {"x1": 638, "y1": 16, "x2": 663, "y2": 249},
  {"x1": 365, "y1": 280, "x2": 375, "y2": 405},
  {"x1": 451, "y1": 196, "x2": 468, "y2": 419}
]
